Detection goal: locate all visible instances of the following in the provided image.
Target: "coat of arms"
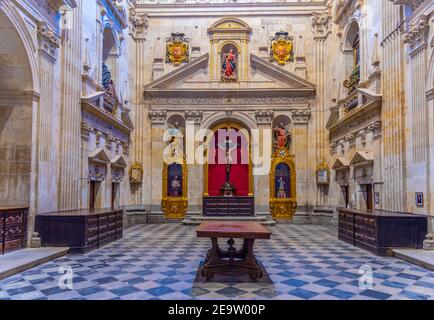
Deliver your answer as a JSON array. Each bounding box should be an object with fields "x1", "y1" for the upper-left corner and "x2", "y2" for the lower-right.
[
  {"x1": 270, "y1": 31, "x2": 294, "y2": 65},
  {"x1": 166, "y1": 32, "x2": 190, "y2": 66}
]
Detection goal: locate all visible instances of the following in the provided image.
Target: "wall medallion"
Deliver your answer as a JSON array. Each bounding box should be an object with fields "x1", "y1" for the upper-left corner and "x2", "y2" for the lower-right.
[
  {"x1": 270, "y1": 31, "x2": 294, "y2": 65},
  {"x1": 166, "y1": 32, "x2": 190, "y2": 66}
]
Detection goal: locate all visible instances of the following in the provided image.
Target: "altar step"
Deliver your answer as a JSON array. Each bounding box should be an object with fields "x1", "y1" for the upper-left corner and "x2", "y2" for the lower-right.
[{"x1": 182, "y1": 215, "x2": 276, "y2": 226}]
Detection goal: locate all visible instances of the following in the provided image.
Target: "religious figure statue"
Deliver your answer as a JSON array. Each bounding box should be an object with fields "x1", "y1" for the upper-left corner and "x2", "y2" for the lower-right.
[
  {"x1": 170, "y1": 175, "x2": 182, "y2": 197},
  {"x1": 277, "y1": 177, "x2": 287, "y2": 198},
  {"x1": 274, "y1": 123, "x2": 291, "y2": 150},
  {"x1": 219, "y1": 137, "x2": 237, "y2": 196},
  {"x1": 102, "y1": 63, "x2": 118, "y2": 101},
  {"x1": 222, "y1": 49, "x2": 237, "y2": 81}
]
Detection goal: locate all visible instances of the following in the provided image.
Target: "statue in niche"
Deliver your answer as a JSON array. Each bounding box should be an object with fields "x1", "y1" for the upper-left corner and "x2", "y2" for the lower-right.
[
  {"x1": 170, "y1": 175, "x2": 182, "y2": 197},
  {"x1": 168, "y1": 121, "x2": 184, "y2": 157},
  {"x1": 222, "y1": 48, "x2": 237, "y2": 81},
  {"x1": 274, "y1": 122, "x2": 292, "y2": 151},
  {"x1": 277, "y1": 177, "x2": 287, "y2": 198},
  {"x1": 102, "y1": 62, "x2": 118, "y2": 100}
]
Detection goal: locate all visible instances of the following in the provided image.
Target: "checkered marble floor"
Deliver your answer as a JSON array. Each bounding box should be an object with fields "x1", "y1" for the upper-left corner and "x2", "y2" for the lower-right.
[{"x1": 1, "y1": 224, "x2": 434, "y2": 300}]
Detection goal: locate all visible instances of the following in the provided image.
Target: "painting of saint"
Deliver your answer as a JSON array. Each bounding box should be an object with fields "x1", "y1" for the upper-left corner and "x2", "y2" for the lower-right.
[{"x1": 222, "y1": 47, "x2": 237, "y2": 81}]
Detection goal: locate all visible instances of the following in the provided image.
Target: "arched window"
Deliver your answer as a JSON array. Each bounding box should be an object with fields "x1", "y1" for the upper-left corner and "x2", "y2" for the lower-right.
[
  {"x1": 343, "y1": 22, "x2": 361, "y2": 94},
  {"x1": 102, "y1": 28, "x2": 119, "y2": 104}
]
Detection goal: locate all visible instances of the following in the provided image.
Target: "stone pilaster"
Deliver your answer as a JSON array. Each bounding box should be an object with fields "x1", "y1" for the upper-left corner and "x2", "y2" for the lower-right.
[
  {"x1": 381, "y1": 1, "x2": 407, "y2": 212},
  {"x1": 149, "y1": 110, "x2": 167, "y2": 215},
  {"x1": 254, "y1": 110, "x2": 274, "y2": 214},
  {"x1": 35, "y1": 21, "x2": 60, "y2": 213},
  {"x1": 58, "y1": 1, "x2": 83, "y2": 211},
  {"x1": 403, "y1": 13, "x2": 431, "y2": 213},
  {"x1": 291, "y1": 110, "x2": 311, "y2": 210},
  {"x1": 312, "y1": 11, "x2": 331, "y2": 206},
  {"x1": 185, "y1": 110, "x2": 203, "y2": 213}
]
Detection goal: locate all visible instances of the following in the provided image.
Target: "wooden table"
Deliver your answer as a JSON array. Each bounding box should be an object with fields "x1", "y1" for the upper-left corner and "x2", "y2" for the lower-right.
[{"x1": 196, "y1": 221, "x2": 271, "y2": 281}]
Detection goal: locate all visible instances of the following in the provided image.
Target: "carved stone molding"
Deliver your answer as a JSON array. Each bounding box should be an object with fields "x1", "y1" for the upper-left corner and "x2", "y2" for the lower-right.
[
  {"x1": 129, "y1": 8, "x2": 149, "y2": 40},
  {"x1": 185, "y1": 110, "x2": 203, "y2": 123},
  {"x1": 312, "y1": 11, "x2": 332, "y2": 39},
  {"x1": 367, "y1": 120, "x2": 382, "y2": 139},
  {"x1": 255, "y1": 110, "x2": 274, "y2": 125},
  {"x1": 37, "y1": 21, "x2": 60, "y2": 61},
  {"x1": 147, "y1": 97, "x2": 310, "y2": 106},
  {"x1": 403, "y1": 14, "x2": 430, "y2": 55},
  {"x1": 291, "y1": 109, "x2": 311, "y2": 124},
  {"x1": 390, "y1": 0, "x2": 425, "y2": 11},
  {"x1": 149, "y1": 110, "x2": 167, "y2": 125},
  {"x1": 81, "y1": 122, "x2": 93, "y2": 141}
]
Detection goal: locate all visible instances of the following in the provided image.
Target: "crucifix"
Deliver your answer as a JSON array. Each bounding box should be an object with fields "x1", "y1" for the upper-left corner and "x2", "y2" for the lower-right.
[{"x1": 220, "y1": 136, "x2": 237, "y2": 196}]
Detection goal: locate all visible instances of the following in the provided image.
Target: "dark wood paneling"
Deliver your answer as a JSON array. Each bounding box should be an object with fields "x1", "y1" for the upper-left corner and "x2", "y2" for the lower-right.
[
  {"x1": 36, "y1": 208, "x2": 123, "y2": 254},
  {"x1": 0, "y1": 207, "x2": 28, "y2": 255},
  {"x1": 338, "y1": 208, "x2": 427, "y2": 256},
  {"x1": 203, "y1": 196, "x2": 254, "y2": 217}
]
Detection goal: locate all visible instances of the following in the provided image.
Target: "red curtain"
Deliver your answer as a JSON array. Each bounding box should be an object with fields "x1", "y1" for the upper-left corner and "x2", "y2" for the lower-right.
[{"x1": 207, "y1": 128, "x2": 249, "y2": 196}]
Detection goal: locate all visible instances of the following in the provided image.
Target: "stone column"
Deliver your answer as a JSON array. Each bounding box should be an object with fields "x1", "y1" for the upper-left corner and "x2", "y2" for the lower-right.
[
  {"x1": 185, "y1": 110, "x2": 203, "y2": 215},
  {"x1": 149, "y1": 110, "x2": 167, "y2": 222},
  {"x1": 403, "y1": 14, "x2": 430, "y2": 214},
  {"x1": 129, "y1": 9, "x2": 149, "y2": 208},
  {"x1": 292, "y1": 110, "x2": 311, "y2": 222},
  {"x1": 312, "y1": 12, "x2": 332, "y2": 207},
  {"x1": 380, "y1": 1, "x2": 407, "y2": 212},
  {"x1": 254, "y1": 111, "x2": 274, "y2": 217},
  {"x1": 57, "y1": 2, "x2": 83, "y2": 211},
  {"x1": 35, "y1": 22, "x2": 60, "y2": 214}
]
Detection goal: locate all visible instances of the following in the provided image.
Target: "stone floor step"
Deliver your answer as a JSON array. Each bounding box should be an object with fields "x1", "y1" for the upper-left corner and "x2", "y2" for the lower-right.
[
  {"x1": 0, "y1": 247, "x2": 69, "y2": 281},
  {"x1": 393, "y1": 249, "x2": 434, "y2": 272}
]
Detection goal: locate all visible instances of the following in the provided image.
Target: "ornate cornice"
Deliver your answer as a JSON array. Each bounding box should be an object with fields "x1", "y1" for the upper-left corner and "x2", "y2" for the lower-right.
[
  {"x1": 185, "y1": 110, "x2": 203, "y2": 123},
  {"x1": 255, "y1": 110, "x2": 274, "y2": 125},
  {"x1": 390, "y1": 0, "x2": 425, "y2": 11},
  {"x1": 291, "y1": 109, "x2": 311, "y2": 124},
  {"x1": 147, "y1": 96, "x2": 310, "y2": 106},
  {"x1": 403, "y1": 14, "x2": 430, "y2": 55},
  {"x1": 148, "y1": 110, "x2": 167, "y2": 125},
  {"x1": 129, "y1": 7, "x2": 149, "y2": 40},
  {"x1": 37, "y1": 21, "x2": 60, "y2": 61},
  {"x1": 312, "y1": 11, "x2": 332, "y2": 39}
]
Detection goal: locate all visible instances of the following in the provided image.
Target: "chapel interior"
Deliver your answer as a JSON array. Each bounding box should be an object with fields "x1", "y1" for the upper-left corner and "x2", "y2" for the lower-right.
[{"x1": 0, "y1": 0, "x2": 434, "y2": 301}]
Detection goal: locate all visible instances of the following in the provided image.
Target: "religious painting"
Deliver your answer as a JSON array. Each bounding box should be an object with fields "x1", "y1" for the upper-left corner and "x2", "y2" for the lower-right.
[
  {"x1": 416, "y1": 192, "x2": 424, "y2": 208},
  {"x1": 221, "y1": 44, "x2": 238, "y2": 81},
  {"x1": 166, "y1": 32, "x2": 190, "y2": 66},
  {"x1": 167, "y1": 163, "x2": 183, "y2": 197},
  {"x1": 275, "y1": 163, "x2": 291, "y2": 199},
  {"x1": 270, "y1": 31, "x2": 294, "y2": 65}
]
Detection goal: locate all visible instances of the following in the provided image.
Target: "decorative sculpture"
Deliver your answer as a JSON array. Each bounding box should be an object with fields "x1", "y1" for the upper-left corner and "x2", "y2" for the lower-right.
[
  {"x1": 221, "y1": 48, "x2": 237, "y2": 81},
  {"x1": 166, "y1": 32, "x2": 190, "y2": 66},
  {"x1": 270, "y1": 31, "x2": 294, "y2": 65},
  {"x1": 273, "y1": 122, "x2": 291, "y2": 151},
  {"x1": 269, "y1": 147, "x2": 297, "y2": 219}
]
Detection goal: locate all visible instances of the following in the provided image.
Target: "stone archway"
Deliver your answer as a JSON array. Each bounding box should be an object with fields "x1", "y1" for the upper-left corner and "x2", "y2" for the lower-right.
[
  {"x1": 0, "y1": 8, "x2": 34, "y2": 207},
  {"x1": 0, "y1": 4, "x2": 37, "y2": 251}
]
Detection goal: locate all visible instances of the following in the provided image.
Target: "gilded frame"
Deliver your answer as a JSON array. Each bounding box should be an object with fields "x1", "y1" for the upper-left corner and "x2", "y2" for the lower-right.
[
  {"x1": 162, "y1": 157, "x2": 188, "y2": 219},
  {"x1": 269, "y1": 147, "x2": 297, "y2": 219}
]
